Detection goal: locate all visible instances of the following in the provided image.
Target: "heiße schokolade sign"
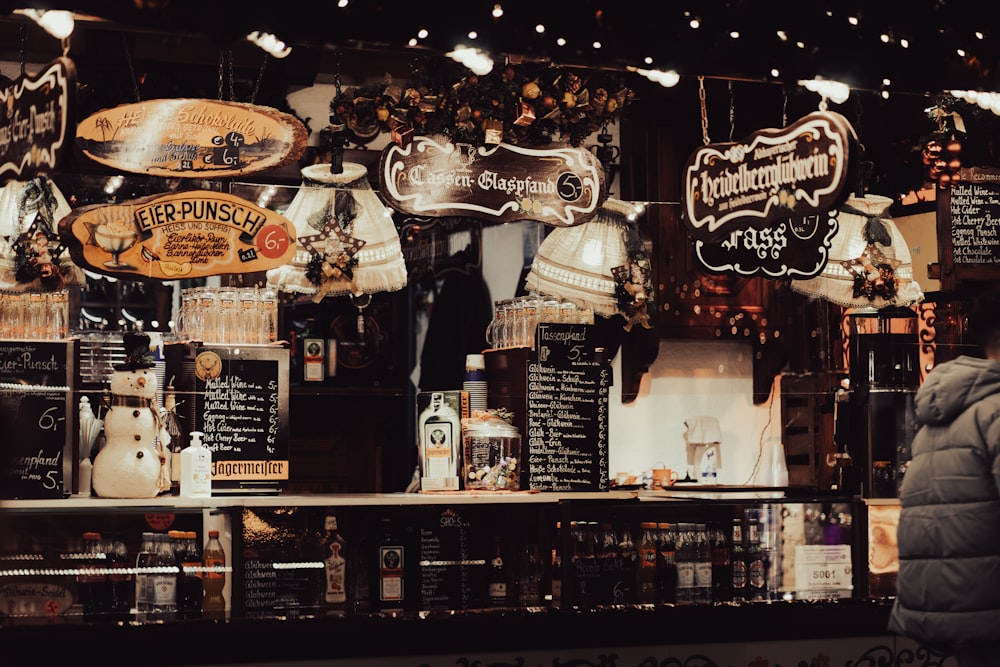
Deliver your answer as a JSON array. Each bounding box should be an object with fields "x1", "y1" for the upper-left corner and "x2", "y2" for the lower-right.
[
  {"x1": 527, "y1": 323, "x2": 610, "y2": 491},
  {"x1": 683, "y1": 111, "x2": 855, "y2": 244}
]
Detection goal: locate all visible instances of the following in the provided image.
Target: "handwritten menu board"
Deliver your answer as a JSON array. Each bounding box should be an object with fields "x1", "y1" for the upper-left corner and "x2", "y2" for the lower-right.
[
  {"x1": 419, "y1": 507, "x2": 484, "y2": 610},
  {"x1": 527, "y1": 323, "x2": 611, "y2": 491},
  {"x1": 0, "y1": 340, "x2": 75, "y2": 499},
  {"x1": 193, "y1": 345, "x2": 289, "y2": 494},
  {"x1": 938, "y1": 167, "x2": 1000, "y2": 290},
  {"x1": 239, "y1": 507, "x2": 316, "y2": 618}
]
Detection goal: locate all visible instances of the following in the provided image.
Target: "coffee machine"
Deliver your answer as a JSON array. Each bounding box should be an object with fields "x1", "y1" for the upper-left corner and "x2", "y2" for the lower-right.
[{"x1": 835, "y1": 306, "x2": 919, "y2": 497}]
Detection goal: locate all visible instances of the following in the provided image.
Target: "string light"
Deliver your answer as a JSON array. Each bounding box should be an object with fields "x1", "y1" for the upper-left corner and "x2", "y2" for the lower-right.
[
  {"x1": 446, "y1": 45, "x2": 495, "y2": 75},
  {"x1": 798, "y1": 77, "x2": 851, "y2": 104},
  {"x1": 13, "y1": 8, "x2": 74, "y2": 40},
  {"x1": 246, "y1": 31, "x2": 292, "y2": 58}
]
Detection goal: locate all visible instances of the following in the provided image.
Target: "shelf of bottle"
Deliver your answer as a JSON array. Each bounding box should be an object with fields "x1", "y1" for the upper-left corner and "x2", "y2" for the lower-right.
[{"x1": 0, "y1": 490, "x2": 649, "y2": 511}]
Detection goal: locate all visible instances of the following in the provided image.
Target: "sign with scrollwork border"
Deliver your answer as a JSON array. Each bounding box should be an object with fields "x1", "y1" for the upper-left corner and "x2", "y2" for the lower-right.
[
  {"x1": 694, "y1": 209, "x2": 839, "y2": 279},
  {"x1": 379, "y1": 135, "x2": 606, "y2": 226},
  {"x1": 0, "y1": 57, "x2": 75, "y2": 181},
  {"x1": 59, "y1": 190, "x2": 297, "y2": 280},
  {"x1": 683, "y1": 111, "x2": 854, "y2": 242},
  {"x1": 75, "y1": 98, "x2": 307, "y2": 178}
]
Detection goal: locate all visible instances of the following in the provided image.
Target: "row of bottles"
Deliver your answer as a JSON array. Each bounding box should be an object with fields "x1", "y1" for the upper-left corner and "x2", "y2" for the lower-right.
[
  {"x1": 75, "y1": 528, "x2": 226, "y2": 623},
  {"x1": 561, "y1": 516, "x2": 769, "y2": 607}
]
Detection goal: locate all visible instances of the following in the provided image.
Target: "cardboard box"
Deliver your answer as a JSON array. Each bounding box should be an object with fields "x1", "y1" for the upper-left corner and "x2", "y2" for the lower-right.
[{"x1": 416, "y1": 390, "x2": 468, "y2": 491}]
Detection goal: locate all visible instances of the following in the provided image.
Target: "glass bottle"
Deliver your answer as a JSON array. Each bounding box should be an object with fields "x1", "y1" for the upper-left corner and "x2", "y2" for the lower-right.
[
  {"x1": 150, "y1": 533, "x2": 177, "y2": 620},
  {"x1": 730, "y1": 518, "x2": 748, "y2": 603},
  {"x1": 549, "y1": 521, "x2": 562, "y2": 609},
  {"x1": 597, "y1": 522, "x2": 618, "y2": 559},
  {"x1": 517, "y1": 543, "x2": 542, "y2": 606},
  {"x1": 135, "y1": 531, "x2": 156, "y2": 622},
  {"x1": 747, "y1": 517, "x2": 766, "y2": 602},
  {"x1": 656, "y1": 522, "x2": 677, "y2": 604},
  {"x1": 636, "y1": 521, "x2": 658, "y2": 604},
  {"x1": 693, "y1": 523, "x2": 712, "y2": 604},
  {"x1": 77, "y1": 531, "x2": 109, "y2": 623},
  {"x1": 177, "y1": 531, "x2": 203, "y2": 620},
  {"x1": 674, "y1": 523, "x2": 695, "y2": 604},
  {"x1": 323, "y1": 514, "x2": 347, "y2": 615},
  {"x1": 301, "y1": 317, "x2": 326, "y2": 383},
  {"x1": 617, "y1": 523, "x2": 638, "y2": 604},
  {"x1": 202, "y1": 529, "x2": 227, "y2": 620},
  {"x1": 106, "y1": 533, "x2": 132, "y2": 623},
  {"x1": 711, "y1": 523, "x2": 730, "y2": 603},
  {"x1": 376, "y1": 518, "x2": 405, "y2": 613},
  {"x1": 488, "y1": 536, "x2": 508, "y2": 607}
]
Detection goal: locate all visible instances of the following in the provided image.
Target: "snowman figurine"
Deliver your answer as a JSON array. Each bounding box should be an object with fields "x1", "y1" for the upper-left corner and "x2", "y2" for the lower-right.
[{"x1": 92, "y1": 332, "x2": 172, "y2": 498}]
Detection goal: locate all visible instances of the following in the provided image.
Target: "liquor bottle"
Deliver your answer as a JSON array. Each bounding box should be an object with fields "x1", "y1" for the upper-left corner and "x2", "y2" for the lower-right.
[
  {"x1": 150, "y1": 533, "x2": 177, "y2": 620},
  {"x1": 597, "y1": 522, "x2": 618, "y2": 558},
  {"x1": 202, "y1": 529, "x2": 227, "y2": 620},
  {"x1": 177, "y1": 531, "x2": 203, "y2": 620},
  {"x1": 693, "y1": 523, "x2": 712, "y2": 604},
  {"x1": 376, "y1": 518, "x2": 405, "y2": 613},
  {"x1": 346, "y1": 522, "x2": 370, "y2": 616},
  {"x1": 135, "y1": 532, "x2": 156, "y2": 622},
  {"x1": 488, "y1": 536, "x2": 508, "y2": 607},
  {"x1": 517, "y1": 543, "x2": 542, "y2": 606},
  {"x1": 656, "y1": 522, "x2": 677, "y2": 604},
  {"x1": 77, "y1": 531, "x2": 109, "y2": 622},
  {"x1": 635, "y1": 522, "x2": 658, "y2": 604},
  {"x1": 711, "y1": 523, "x2": 730, "y2": 602},
  {"x1": 418, "y1": 391, "x2": 460, "y2": 484},
  {"x1": 549, "y1": 521, "x2": 562, "y2": 608},
  {"x1": 674, "y1": 523, "x2": 695, "y2": 604},
  {"x1": 747, "y1": 517, "x2": 766, "y2": 602},
  {"x1": 300, "y1": 317, "x2": 325, "y2": 383},
  {"x1": 106, "y1": 533, "x2": 132, "y2": 622},
  {"x1": 730, "y1": 518, "x2": 748, "y2": 603},
  {"x1": 617, "y1": 523, "x2": 638, "y2": 604},
  {"x1": 322, "y1": 514, "x2": 347, "y2": 615}
]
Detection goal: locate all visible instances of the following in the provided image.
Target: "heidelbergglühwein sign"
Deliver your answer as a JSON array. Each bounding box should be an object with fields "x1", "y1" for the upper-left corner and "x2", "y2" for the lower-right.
[
  {"x1": 75, "y1": 98, "x2": 307, "y2": 178},
  {"x1": 0, "y1": 58, "x2": 76, "y2": 181},
  {"x1": 683, "y1": 110, "x2": 855, "y2": 242},
  {"x1": 59, "y1": 190, "x2": 297, "y2": 280},
  {"x1": 380, "y1": 135, "x2": 606, "y2": 227}
]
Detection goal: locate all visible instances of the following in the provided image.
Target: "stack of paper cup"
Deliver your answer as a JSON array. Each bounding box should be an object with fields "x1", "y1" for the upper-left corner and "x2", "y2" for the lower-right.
[{"x1": 463, "y1": 353, "x2": 488, "y2": 413}]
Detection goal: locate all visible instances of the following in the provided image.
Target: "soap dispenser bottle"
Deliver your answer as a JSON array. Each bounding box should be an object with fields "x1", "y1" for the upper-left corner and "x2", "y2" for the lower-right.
[{"x1": 180, "y1": 430, "x2": 212, "y2": 498}]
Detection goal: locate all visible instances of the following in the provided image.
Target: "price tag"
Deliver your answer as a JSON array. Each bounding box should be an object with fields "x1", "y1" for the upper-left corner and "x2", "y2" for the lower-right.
[{"x1": 794, "y1": 544, "x2": 853, "y2": 592}]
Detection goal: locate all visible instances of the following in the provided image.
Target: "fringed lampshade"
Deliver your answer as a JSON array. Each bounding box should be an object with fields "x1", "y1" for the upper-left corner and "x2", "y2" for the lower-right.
[
  {"x1": 266, "y1": 162, "x2": 407, "y2": 300},
  {"x1": 524, "y1": 198, "x2": 654, "y2": 329},
  {"x1": 0, "y1": 176, "x2": 84, "y2": 291},
  {"x1": 791, "y1": 193, "x2": 923, "y2": 309}
]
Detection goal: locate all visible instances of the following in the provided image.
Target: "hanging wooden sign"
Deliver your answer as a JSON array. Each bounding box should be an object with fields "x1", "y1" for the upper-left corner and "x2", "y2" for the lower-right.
[
  {"x1": 683, "y1": 110, "x2": 855, "y2": 241},
  {"x1": 59, "y1": 190, "x2": 297, "y2": 280},
  {"x1": 0, "y1": 57, "x2": 76, "y2": 181},
  {"x1": 379, "y1": 134, "x2": 606, "y2": 226},
  {"x1": 75, "y1": 98, "x2": 308, "y2": 178},
  {"x1": 693, "y1": 209, "x2": 839, "y2": 279}
]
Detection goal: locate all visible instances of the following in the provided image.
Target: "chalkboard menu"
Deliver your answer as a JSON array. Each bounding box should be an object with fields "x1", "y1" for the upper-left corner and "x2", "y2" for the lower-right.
[
  {"x1": 938, "y1": 167, "x2": 1000, "y2": 290},
  {"x1": 192, "y1": 345, "x2": 289, "y2": 494},
  {"x1": 0, "y1": 340, "x2": 76, "y2": 499},
  {"x1": 239, "y1": 507, "x2": 318, "y2": 618},
  {"x1": 527, "y1": 323, "x2": 611, "y2": 491},
  {"x1": 419, "y1": 507, "x2": 485, "y2": 610}
]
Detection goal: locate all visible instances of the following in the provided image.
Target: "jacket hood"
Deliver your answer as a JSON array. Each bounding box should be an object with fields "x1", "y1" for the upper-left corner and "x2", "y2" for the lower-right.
[{"x1": 915, "y1": 355, "x2": 1000, "y2": 426}]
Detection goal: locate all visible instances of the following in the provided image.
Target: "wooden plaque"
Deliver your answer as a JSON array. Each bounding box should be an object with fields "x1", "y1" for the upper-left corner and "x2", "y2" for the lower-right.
[
  {"x1": 380, "y1": 135, "x2": 606, "y2": 227},
  {"x1": 0, "y1": 57, "x2": 76, "y2": 181},
  {"x1": 683, "y1": 111, "x2": 855, "y2": 241},
  {"x1": 76, "y1": 98, "x2": 307, "y2": 178},
  {"x1": 60, "y1": 190, "x2": 297, "y2": 280}
]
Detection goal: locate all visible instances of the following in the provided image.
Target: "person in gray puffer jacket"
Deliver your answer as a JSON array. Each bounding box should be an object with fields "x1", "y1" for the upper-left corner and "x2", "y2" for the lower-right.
[{"x1": 889, "y1": 286, "x2": 1000, "y2": 667}]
